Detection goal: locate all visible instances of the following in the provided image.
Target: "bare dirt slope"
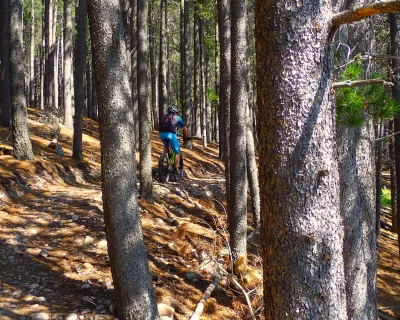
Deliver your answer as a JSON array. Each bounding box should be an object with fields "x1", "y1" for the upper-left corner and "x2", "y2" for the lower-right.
[{"x1": 0, "y1": 110, "x2": 398, "y2": 320}]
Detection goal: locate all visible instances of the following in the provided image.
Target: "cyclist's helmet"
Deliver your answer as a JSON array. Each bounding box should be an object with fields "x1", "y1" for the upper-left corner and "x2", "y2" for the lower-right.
[{"x1": 168, "y1": 106, "x2": 179, "y2": 114}]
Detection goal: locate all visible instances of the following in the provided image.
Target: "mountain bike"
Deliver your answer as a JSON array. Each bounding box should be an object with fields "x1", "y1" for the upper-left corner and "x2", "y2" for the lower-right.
[{"x1": 158, "y1": 140, "x2": 184, "y2": 183}]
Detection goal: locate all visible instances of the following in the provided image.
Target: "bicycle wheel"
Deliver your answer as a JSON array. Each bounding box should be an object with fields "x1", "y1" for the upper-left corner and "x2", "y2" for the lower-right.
[{"x1": 158, "y1": 153, "x2": 170, "y2": 183}]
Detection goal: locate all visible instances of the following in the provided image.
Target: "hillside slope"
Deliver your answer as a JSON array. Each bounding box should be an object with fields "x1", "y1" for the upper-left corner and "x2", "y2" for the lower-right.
[{"x1": 0, "y1": 109, "x2": 398, "y2": 320}]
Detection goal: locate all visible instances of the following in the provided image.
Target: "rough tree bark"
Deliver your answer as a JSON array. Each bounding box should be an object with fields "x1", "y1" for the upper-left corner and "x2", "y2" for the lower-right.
[
  {"x1": 63, "y1": 0, "x2": 74, "y2": 129},
  {"x1": 184, "y1": 0, "x2": 192, "y2": 126},
  {"x1": 1, "y1": 0, "x2": 12, "y2": 127},
  {"x1": 256, "y1": 1, "x2": 347, "y2": 318},
  {"x1": 10, "y1": 0, "x2": 34, "y2": 160},
  {"x1": 73, "y1": 0, "x2": 87, "y2": 160},
  {"x1": 217, "y1": 0, "x2": 231, "y2": 212},
  {"x1": 229, "y1": 0, "x2": 248, "y2": 274},
  {"x1": 87, "y1": 0, "x2": 159, "y2": 318},
  {"x1": 138, "y1": 0, "x2": 153, "y2": 201},
  {"x1": 158, "y1": 0, "x2": 167, "y2": 122}
]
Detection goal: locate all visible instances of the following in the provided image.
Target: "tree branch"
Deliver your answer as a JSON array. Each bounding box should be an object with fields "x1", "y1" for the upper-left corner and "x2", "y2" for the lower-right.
[
  {"x1": 332, "y1": 79, "x2": 393, "y2": 89},
  {"x1": 190, "y1": 270, "x2": 222, "y2": 320},
  {"x1": 332, "y1": 0, "x2": 400, "y2": 28},
  {"x1": 375, "y1": 130, "x2": 400, "y2": 142}
]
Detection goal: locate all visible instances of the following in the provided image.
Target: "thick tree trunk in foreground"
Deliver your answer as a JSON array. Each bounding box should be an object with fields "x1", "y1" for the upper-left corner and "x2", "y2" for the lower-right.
[
  {"x1": 87, "y1": 1, "x2": 159, "y2": 318},
  {"x1": 256, "y1": 1, "x2": 347, "y2": 318},
  {"x1": 229, "y1": 0, "x2": 248, "y2": 274},
  {"x1": 10, "y1": 0, "x2": 34, "y2": 160},
  {"x1": 138, "y1": 0, "x2": 153, "y2": 201}
]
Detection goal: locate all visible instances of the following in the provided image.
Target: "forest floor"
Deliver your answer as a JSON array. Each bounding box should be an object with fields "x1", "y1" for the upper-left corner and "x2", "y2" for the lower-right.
[{"x1": 0, "y1": 109, "x2": 399, "y2": 320}]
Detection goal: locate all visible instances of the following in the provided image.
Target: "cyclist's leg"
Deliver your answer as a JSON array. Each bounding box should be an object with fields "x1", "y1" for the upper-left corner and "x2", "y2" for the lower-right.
[
  {"x1": 159, "y1": 132, "x2": 172, "y2": 154},
  {"x1": 168, "y1": 134, "x2": 181, "y2": 170}
]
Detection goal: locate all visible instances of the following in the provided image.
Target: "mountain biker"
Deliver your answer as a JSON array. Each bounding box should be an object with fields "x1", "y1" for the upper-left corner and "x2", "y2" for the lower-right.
[{"x1": 158, "y1": 106, "x2": 191, "y2": 176}]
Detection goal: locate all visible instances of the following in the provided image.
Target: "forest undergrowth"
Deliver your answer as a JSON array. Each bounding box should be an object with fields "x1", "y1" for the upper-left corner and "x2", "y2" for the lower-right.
[{"x1": 0, "y1": 109, "x2": 399, "y2": 320}]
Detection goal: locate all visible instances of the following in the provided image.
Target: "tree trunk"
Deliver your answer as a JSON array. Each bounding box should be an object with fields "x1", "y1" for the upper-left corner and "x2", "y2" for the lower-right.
[
  {"x1": 158, "y1": 0, "x2": 167, "y2": 122},
  {"x1": 193, "y1": 7, "x2": 201, "y2": 137},
  {"x1": 87, "y1": 0, "x2": 159, "y2": 318},
  {"x1": 246, "y1": 102, "x2": 260, "y2": 228},
  {"x1": 229, "y1": 0, "x2": 248, "y2": 274},
  {"x1": 138, "y1": 0, "x2": 153, "y2": 201},
  {"x1": 180, "y1": 0, "x2": 184, "y2": 119},
  {"x1": 200, "y1": 17, "x2": 207, "y2": 147},
  {"x1": 45, "y1": 0, "x2": 55, "y2": 110},
  {"x1": 183, "y1": 0, "x2": 192, "y2": 127},
  {"x1": 390, "y1": 13, "x2": 399, "y2": 236},
  {"x1": 130, "y1": 0, "x2": 139, "y2": 150},
  {"x1": 64, "y1": 0, "x2": 74, "y2": 129},
  {"x1": 217, "y1": 0, "x2": 231, "y2": 212},
  {"x1": 29, "y1": 0, "x2": 35, "y2": 108},
  {"x1": 91, "y1": 55, "x2": 98, "y2": 121},
  {"x1": 376, "y1": 122, "x2": 383, "y2": 240},
  {"x1": 73, "y1": 0, "x2": 87, "y2": 160},
  {"x1": 337, "y1": 122, "x2": 377, "y2": 320},
  {"x1": 149, "y1": 0, "x2": 158, "y2": 129},
  {"x1": 10, "y1": 0, "x2": 34, "y2": 160},
  {"x1": 1, "y1": 0, "x2": 12, "y2": 127},
  {"x1": 86, "y1": 58, "x2": 92, "y2": 119},
  {"x1": 256, "y1": 1, "x2": 347, "y2": 318}
]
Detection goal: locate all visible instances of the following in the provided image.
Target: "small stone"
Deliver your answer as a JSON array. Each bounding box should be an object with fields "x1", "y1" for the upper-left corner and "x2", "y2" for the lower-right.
[
  {"x1": 35, "y1": 297, "x2": 46, "y2": 302},
  {"x1": 83, "y1": 263, "x2": 94, "y2": 270},
  {"x1": 81, "y1": 283, "x2": 91, "y2": 289},
  {"x1": 109, "y1": 302, "x2": 116, "y2": 315},
  {"x1": 185, "y1": 272, "x2": 202, "y2": 281},
  {"x1": 31, "y1": 313, "x2": 49, "y2": 320},
  {"x1": 84, "y1": 236, "x2": 94, "y2": 244},
  {"x1": 29, "y1": 283, "x2": 40, "y2": 289},
  {"x1": 39, "y1": 249, "x2": 49, "y2": 258},
  {"x1": 154, "y1": 218, "x2": 165, "y2": 226},
  {"x1": 65, "y1": 314, "x2": 78, "y2": 320},
  {"x1": 97, "y1": 240, "x2": 107, "y2": 249},
  {"x1": 12, "y1": 290, "x2": 22, "y2": 297},
  {"x1": 71, "y1": 215, "x2": 79, "y2": 221}
]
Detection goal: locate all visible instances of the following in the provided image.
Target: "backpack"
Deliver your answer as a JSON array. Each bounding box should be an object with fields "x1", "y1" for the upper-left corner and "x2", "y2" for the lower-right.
[{"x1": 158, "y1": 114, "x2": 177, "y2": 133}]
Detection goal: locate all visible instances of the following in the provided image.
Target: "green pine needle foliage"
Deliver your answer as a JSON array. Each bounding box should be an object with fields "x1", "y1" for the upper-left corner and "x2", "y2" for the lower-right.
[{"x1": 335, "y1": 60, "x2": 400, "y2": 128}]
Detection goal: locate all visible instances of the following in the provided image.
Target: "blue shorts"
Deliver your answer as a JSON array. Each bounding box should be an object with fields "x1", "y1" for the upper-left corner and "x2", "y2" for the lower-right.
[{"x1": 159, "y1": 132, "x2": 181, "y2": 154}]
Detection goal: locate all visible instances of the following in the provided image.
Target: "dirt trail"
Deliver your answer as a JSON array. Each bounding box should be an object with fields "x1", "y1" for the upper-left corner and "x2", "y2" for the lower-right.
[{"x1": 0, "y1": 110, "x2": 398, "y2": 320}]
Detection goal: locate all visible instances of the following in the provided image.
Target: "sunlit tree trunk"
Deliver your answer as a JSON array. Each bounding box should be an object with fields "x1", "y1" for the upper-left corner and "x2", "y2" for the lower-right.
[
  {"x1": 10, "y1": 0, "x2": 34, "y2": 160},
  {"x1": 256, "y1": 1, "x2": 347, "y2": 318},
  {"x1": 217, "y1": 0, "x2": 231, "y2": 210},
  {"x1": 73, "y1": 0, "x2": 87, "y2": 160},
  {"x1": 229, "y1": 0, "x2": 248, "y2": 274},
  {"x1": 64, "y1": 0, "x2": 74, "y2": 128},
  {"x1": 138, "y1": 0, "x2": 153, "y2": 201},
  {"x1": 29, "y1": 0, "x2": 35, "y2": 108},
  {"x1": 87, "y1": 0, "x2": 159, "y2": 318}
]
